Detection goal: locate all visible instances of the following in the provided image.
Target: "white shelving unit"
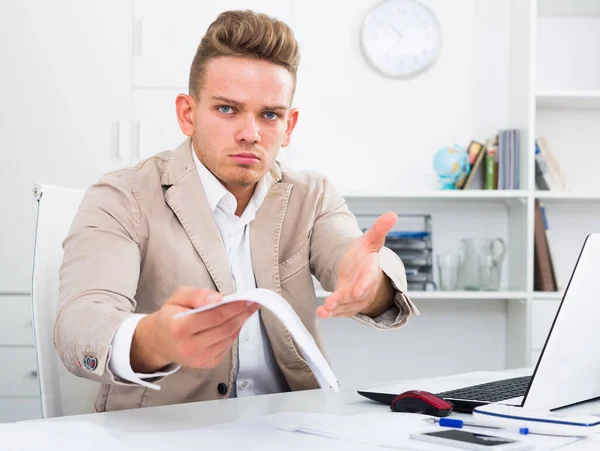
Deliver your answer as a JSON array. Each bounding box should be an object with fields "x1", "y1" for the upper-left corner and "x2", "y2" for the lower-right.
[{"x1": 315, "y1": 0, "x2": 600, "y2": 370}]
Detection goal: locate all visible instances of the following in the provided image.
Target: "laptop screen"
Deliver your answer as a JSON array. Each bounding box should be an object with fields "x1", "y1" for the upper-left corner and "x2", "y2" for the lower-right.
[{"x1": 523, "y1": 233, "x2": 600, "y2": 410}]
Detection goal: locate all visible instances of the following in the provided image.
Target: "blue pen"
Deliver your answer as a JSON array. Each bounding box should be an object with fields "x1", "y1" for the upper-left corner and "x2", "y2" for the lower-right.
[{"x1": 433, "y1": 418, "x2": 530, "y2": 435}]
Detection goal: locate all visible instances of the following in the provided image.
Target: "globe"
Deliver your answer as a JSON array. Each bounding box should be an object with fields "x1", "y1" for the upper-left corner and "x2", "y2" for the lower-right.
[{"x1": 433, "y1": 145, "x2": 470, "y2": 190}]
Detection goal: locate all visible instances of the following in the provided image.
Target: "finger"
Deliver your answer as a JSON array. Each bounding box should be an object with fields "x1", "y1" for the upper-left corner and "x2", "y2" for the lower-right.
[
  {"x1": 192, "y1": 302, "x2": 260, "y2": 335},
  {"x1": 188, "y1": 331, "x2": 238, "y2": 369},
  {"x1": 188, "y1": 304, "x2": 260, "y2": 348},
  {"x1": 178, "y1": 301, "x2": 259, "y2": 336},
  {"x1": 169, "y1": 287, "x2": 223, "y2": 310},
  {"x1": 317, "y1": 305, "x2": 331, "y2": 318},
  {"x1": 331, "y1": 300, "x2": 369, "y2": 318},
  {"x1": 323, "y1": 288, "x2": 347, "y2": 311},
  {"x1": 362, "y1": 212, "x2": 397, "y2": 252},
  {"x1": 351, "y1": 270, "x2": 373, "y2": 299}
]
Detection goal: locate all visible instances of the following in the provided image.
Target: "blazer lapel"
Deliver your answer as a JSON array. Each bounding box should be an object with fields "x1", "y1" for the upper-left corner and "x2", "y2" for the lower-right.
[
  {"x1": 250, "y1": 180, "x2": 293, "y2": 294},
  {"x1": 162, "y1": 139, "x2": 234, "y2": 295}
]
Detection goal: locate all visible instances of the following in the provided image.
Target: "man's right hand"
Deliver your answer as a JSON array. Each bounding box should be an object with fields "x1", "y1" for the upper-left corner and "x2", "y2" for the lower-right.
[{"x1": 130, "y1": 287, "x2": 260, "y2": 373}]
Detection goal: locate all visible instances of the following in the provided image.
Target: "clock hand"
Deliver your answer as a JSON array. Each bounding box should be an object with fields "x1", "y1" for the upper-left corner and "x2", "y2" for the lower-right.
[{"x1": 389, "y1": 23, "x2": 404, "y2": 39}]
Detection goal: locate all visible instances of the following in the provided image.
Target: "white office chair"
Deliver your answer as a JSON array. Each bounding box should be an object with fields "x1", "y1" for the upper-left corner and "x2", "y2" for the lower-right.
[{"x1": 31, "y1": 183, "x2": 99, "y2": 418}]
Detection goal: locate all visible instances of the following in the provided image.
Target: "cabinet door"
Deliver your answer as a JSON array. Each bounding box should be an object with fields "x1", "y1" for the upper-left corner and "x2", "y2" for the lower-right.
[
  {"x1": 133, "y1": 0, "x2": 292, "y2": 88},
  {"x1": 0, "y1": 1, "x2": 133, "y2": 293}
]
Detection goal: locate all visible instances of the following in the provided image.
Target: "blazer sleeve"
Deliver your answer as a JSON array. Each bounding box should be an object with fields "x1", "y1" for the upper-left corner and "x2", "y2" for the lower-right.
[
  {"x1": 308, "y1": 177, "x2": 419, "y2": 329},
  {"x1": 54, "y1": 172, "x2": 152, "y2": 386}
]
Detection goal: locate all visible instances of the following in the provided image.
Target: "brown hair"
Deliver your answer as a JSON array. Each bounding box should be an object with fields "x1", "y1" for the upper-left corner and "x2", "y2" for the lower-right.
[{"x1": 189, "y1": 10, "x2": 300, "y2": 100}]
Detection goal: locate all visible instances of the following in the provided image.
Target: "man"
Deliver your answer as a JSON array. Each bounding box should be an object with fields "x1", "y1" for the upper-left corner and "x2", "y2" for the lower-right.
[{"x1": 55, "y1": 9, "x2": 418, "y2": 413}]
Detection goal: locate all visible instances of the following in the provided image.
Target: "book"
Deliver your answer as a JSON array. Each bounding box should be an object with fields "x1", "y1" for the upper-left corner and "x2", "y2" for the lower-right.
[
  {"x1": 533, "y1": 200, "x2": 557, "y2": 291},
  {"x1": 485, "y1": 143, "x2": 497, "y2": 190},
  {"x1": 456, "y1": 141, "x2": 484, "y2": 189},
  {"x1": 463, "y1": 142, "x2": 487, "y2": 189},
  {"x1": 536, "y1": 136, "x2": 568, "y2": 191},
  {"x1": 539, "y1": 201, "x2": 560, "y2": 290}
]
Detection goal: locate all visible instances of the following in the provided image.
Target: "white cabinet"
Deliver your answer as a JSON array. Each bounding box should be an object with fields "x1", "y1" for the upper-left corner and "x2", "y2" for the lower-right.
[
  {"x1": 133, "y1": 0, "x2": 292, "y2": 89},
  {"x1": 0, "y1": 295, "x2": 34, "y2": 346},
  {"x1": 0, "y1": 348, "x2": 39, "y2": 397},
  {"x1": 0, "y1": 0, "x2": 133, "y2": 422},
  {"x1": 0, "y1": 0, "x2": 134, "y2": 293},
  {"x1": 0, "y1": 294, "x2": 41, "y2": 423}
]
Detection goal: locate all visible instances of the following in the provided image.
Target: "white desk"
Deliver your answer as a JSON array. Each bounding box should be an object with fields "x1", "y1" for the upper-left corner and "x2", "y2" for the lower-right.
[{"x1": 4, "y1": 369, "x2": 600, "y2": 450}]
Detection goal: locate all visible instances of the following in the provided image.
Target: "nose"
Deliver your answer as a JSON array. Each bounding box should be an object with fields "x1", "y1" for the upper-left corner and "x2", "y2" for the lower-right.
[{"x1": 236, "y1": 115, "x2": 260, "y2": 144}]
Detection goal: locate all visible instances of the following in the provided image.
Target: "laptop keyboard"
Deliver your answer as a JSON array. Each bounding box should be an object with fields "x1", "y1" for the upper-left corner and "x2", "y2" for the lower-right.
[{"x1": 435, "y1": 375, "x2": 532, "y2": 403}]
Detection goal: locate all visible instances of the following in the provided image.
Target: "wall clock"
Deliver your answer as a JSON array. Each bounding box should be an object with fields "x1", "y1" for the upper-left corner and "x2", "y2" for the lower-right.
[{"x1": 360, "y1": 0, "x2": 442, "y2": 78}]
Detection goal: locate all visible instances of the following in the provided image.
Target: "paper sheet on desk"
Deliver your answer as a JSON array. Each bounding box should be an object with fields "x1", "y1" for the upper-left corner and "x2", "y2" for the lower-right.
[
  {"x1": 116, "y1": 413, "x2": 385, "y2": 451},
  {"x1": 173, "y1": 288, "x2": 339, "y2": 392},
  {"x1": 278, "y1": 412, "x2": 581, "y2": 451}
]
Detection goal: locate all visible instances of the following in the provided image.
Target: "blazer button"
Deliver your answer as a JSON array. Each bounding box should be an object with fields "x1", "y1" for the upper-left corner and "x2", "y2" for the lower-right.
[{"x1": 217, "y1": 382, "x2": 228, "y2": 395}]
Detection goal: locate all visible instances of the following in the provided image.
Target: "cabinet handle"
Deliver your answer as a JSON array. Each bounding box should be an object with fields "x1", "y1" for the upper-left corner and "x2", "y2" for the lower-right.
[
  {"x1": 136, "y1": 17, "x2": 145, "y2": 57},
  {"x1": 117, "y1": 121, "x2": 131, "y2": 161},
  {"x1": 135, "y1": 120, "x2": 142, "y2": 161}
]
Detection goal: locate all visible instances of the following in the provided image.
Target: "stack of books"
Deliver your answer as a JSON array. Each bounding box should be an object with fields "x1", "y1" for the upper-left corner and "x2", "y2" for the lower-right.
[{"x1": 454, "y1": 129, "x2": 521, "y2": 190}]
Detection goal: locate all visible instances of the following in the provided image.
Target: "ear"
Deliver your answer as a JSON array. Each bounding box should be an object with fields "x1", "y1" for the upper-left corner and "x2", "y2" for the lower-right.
[
  {"x1": 175, "y1": 94, "x2": 196, "y2": 137},
  {"x1": 281, "y1": 108, "x2": 299, "y2": 148}
]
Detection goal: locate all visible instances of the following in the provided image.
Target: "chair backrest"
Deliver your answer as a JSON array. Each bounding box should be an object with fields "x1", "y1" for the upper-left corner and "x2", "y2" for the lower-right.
[{"x1": 31, "y1": 183, "x2": 99, "y2": 418}]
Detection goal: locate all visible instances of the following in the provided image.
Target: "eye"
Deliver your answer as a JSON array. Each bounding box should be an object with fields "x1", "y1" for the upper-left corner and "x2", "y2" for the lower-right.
[
  {"x1": 218, "y1": 106, "x2": 234, "y2": 115},
  {"x1": 263, "y1": 111, "x2": 279, "y2": 121}
]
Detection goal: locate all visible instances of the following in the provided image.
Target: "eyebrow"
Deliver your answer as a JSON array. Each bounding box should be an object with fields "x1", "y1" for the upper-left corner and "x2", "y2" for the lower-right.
[{"x1": 211, "y1": 96, "x2": 288, "y2": 111}]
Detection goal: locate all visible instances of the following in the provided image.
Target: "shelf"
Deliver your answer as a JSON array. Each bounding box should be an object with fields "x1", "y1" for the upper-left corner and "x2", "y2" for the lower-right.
[
  {"x1": 537, "y1": 0, "x2": 600, "y2": 17},
  {"x1": 535, "y1": 191, "x2": 600, "y2": 201},
  {"x1": 408, "y1": 291, "x2": 528, "y2": 300},
  {"x1": 532, "y1": 292, "x2": 563, "y2": 301},
  {"x1": 314, "y1": 290, "x2": 527, "y2": 300},
  {"x1": 536, "y1": 90, "x2": 600, "y2": 110},
  {"x1": 341, "y1": 190, "x2": 528, "y2": 200}
]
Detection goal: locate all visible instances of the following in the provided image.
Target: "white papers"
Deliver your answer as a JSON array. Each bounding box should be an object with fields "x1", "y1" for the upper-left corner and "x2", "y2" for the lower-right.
[
  {"x1": 173, "y1": 288, "x2": 339, "y2": 392},
  {"x1": 117, "y1": 413, "x2": 384, "y2": 451},
  {"x1": 276, "y1": 411, "x2": 581, "y2": 451}
]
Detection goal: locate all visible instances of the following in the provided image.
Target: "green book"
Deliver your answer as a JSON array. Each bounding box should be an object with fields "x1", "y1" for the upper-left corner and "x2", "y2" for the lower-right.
[{"x1": 485, "y1": 146, "x2": 497, "y2": 190}]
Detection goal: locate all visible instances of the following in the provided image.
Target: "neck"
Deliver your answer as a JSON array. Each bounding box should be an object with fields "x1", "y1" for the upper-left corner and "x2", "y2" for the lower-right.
[{"x1": 224, "y1": 182, "x2": 256, "y2": 217}]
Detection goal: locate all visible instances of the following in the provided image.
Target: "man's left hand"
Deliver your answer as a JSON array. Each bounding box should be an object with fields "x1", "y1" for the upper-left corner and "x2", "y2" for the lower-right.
[{"x1": 317, "y1": 211, "x2": 397, "y2": 319}]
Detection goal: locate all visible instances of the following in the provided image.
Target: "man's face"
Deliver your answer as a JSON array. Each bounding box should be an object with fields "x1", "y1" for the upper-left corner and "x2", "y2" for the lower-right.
[{"x1": 188, "y1": 56, "x2": 298, "y2": 189}]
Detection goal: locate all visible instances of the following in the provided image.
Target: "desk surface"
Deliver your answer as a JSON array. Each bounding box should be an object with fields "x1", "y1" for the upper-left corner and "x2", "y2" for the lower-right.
[{"x1": 6, "y1": 369, "x2": 600, "y2": 450}]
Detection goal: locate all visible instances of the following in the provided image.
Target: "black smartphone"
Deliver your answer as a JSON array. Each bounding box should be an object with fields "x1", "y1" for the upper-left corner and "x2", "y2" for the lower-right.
[{"x1": 409, "y1": 429, "x2": 534, "y2": 451}]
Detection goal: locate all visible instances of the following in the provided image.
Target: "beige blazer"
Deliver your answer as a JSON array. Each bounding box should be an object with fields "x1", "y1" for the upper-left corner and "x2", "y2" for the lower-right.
[{"x1": 54, "y1": 138, "x2": 417, "y2": 412}]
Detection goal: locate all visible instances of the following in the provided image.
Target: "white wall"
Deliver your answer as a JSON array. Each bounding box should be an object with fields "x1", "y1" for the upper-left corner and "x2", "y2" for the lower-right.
[{"x1": 289, "y1": 0, "x2": 511, "y2": 195}]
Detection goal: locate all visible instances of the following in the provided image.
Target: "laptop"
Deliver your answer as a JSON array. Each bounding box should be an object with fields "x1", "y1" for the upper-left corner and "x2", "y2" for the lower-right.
[{"x1": 358, "y1": 233, "x2": 600, "y2": 413}]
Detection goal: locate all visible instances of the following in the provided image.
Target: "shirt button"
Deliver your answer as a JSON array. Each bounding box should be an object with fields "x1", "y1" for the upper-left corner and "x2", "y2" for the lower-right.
[
  {"x1": 217, "y1": 383, "x2": 228, "y2": 395},
  {"x1": 241, "y1": 381, "x2": 248, "y2": 389},
  {"x1": 244, "y1": 332, "x2": 250, "y2": 342}
]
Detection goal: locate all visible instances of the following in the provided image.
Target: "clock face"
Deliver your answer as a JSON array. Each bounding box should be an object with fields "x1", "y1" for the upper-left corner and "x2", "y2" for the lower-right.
[{"x1": 360, "y1": 0, "x2": 442, "y2": 78}]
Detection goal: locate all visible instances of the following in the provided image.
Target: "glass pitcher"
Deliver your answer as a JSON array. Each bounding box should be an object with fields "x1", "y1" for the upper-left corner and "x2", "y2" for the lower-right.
[{"x1": 460, "y1": 238, "x2": 506, "y2": 291}]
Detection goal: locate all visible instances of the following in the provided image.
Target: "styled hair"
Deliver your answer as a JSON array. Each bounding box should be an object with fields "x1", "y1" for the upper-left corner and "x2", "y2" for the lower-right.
[{"x1": 189, "y1": 10, "x2": 300, "y2": 100}]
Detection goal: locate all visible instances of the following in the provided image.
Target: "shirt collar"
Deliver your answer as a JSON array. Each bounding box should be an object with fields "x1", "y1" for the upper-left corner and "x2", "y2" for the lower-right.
[{"x1": 191, "y1": 145, "x2": 268, "y2": 219}]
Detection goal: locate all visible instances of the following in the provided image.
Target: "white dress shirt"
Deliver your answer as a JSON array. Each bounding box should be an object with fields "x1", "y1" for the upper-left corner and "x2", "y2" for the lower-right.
[{"x1": 108, "y1": 146, "x2": 288, "y2": 396}]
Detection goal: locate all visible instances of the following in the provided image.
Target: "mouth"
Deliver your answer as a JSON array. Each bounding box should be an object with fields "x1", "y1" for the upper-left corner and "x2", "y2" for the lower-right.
[{"x1": 230, "y1": 153, "x2": 261, "y2": 165}]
